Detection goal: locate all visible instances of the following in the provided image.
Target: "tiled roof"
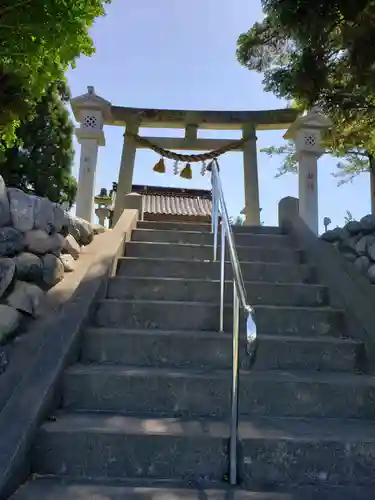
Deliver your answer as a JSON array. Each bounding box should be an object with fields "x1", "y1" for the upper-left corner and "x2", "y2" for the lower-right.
[
  {"x1": 131, "y1": 184, "x2": 212, "y2": 217},
  {"x1": 142, "y1": 194, "x2": 212, "y2": 217}
]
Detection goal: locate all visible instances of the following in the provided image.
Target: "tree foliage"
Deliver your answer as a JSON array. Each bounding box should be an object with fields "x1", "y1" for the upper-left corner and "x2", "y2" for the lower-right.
[
  {"x1": 344, "y1": 210, "x2": 354, "y2": 224},
  {"x1": 261, "y1": 102, "x2": 375, "y2": 184},
  {"x1": 0, "y1": 0, "x2": 111, "y2": 146},
  {"x1": 261, "y1": 141, "x2": 372, "y2": 185},
  {"x1": 230, "y1": 216, "x2": 245, "y2": 226},
  {"x1": 237, "y1": 0, "x2": 375, "y2": 186},
  {"x1": 237, "y1": 0, "x2": 375, "y2": 117},
  {"x1": 0, "y1": 80, "x2": 77, "y2": 206}
]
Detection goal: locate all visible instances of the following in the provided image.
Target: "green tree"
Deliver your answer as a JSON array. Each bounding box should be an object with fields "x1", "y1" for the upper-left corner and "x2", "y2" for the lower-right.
[
  {"x1": 230, "y1": 216, "x2": 245, "y2": 226},
  {"x1": 344, "y1": 210, "x2": 354, "y2": 224},
  {"x1": 0, "y1": 0, "x2": 111, "y2": 147},
  {"x1": 237, "y1": 1, "x2": 375, "y2": 211},
  {"x1": 0, "y1": 80, "x2": 77, "y2": 206},
  {"x1": 229, "y1": 209, "x2": 264, "y2": 226},
  {"x1": 261, "y1": 138, "x2": 375, "y2": 212},
  {"x1": 262, "y1": 141, "x2": 372, "y2": 184},
  {"x1": 237, "y1": 0, "x2": 375, "y2": 119}
]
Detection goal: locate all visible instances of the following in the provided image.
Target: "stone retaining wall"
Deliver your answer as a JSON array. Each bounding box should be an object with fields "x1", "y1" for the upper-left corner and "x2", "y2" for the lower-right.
[
  {"x1": 321, "y1": 214, "x2": 375, "y2": 284},
  {"x1": 0, "y1": 175, "x2": 105, "y2": 366}
]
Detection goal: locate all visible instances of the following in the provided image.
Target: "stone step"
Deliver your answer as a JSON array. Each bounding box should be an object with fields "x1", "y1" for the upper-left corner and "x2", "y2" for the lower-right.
[
  {"x1": 124, "y1": 242, "x2": 302, "y2": 264},
  {"x1": 62, "y1": 366, "x2": 375, "y2": 419},
  {"x1": 239, "y1": 415, "x2": 375, "y2": 489},
  {"x1": 117, "y1": 258, "x2": 316, "y2": 284},
  {"x1": 93, "y1": 300, "x2": 344, "y2": 337},
  {"x1": 11, "y1": 477, "x2": 375, "y2": 500},
  {"x1": 82, "y1": 329, "x2": 362, "y2": 373},
  {"x1": 137, "y1": 221, "x2": 283, "y2": 235},
  {"x1": 107, "y1": 277, "x2": 328, "y2": 307},
  {"x1": 32, "y1": 413, "x2": 229, "y2": 483},
  {"x1": 31, "y1": 413, "x2": 375, "y2": 487},
  {"x1": 132, "y1": 228, "x2": 294, "y2": 248}
]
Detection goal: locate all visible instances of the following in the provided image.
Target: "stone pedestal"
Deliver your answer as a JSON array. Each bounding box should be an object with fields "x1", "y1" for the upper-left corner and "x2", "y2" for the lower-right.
[
  {"x1": 298, "y1": 152, "x2": 319, "y2": 234},
  {"x1": 95, "y1": 207, "x2": 110, "y2": 226},
  {"x1": 278, "y1": 196, "x2": 299, "y2": 230},
  {"x1": 75, "y1": 138, "x2": 101, "y2": 223},
  {"x1": 123, "y1": 192, "x2": 143, "y2": 215}
]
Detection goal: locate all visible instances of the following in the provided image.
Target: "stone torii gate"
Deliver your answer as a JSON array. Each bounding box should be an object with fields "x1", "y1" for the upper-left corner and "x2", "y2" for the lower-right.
[{"x1": 70, "y1": 86, "x2": 331, "y2": 234}]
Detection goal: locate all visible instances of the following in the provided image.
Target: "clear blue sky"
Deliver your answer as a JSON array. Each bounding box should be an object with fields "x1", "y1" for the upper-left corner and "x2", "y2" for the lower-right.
[{"x1": 66, "y1": 0, "x2": 369, "y2": 230}]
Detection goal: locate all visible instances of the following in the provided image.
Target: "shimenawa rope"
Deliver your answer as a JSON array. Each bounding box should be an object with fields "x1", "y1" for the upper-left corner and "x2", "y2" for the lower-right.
[{"x1": 127, "y1": 131, "x2": 247, "y2": 163}]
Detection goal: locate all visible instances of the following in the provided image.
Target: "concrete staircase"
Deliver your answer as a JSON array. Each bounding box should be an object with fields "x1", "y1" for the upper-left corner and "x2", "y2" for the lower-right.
[{"x1": 11, "y1": 220, "x2": 375, "y2": 499}]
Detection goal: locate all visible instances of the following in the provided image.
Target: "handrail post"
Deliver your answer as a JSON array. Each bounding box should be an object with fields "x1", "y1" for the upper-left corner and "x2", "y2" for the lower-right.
[
  {"x1": 230, "y1": 283, "x2": 240, "y2": 485},
  {"x1": 211, "y1": 175, "x2": 216, "y2": 236},
  {"x1": 208, "y1": 158, "x2": 257, "y2": 487},
  {"x1": 220, "y1": 220, "x2": 225, "y2": 332},
  {"x1": 212, "y1": 175, "x2": 219, "y2": 261}
]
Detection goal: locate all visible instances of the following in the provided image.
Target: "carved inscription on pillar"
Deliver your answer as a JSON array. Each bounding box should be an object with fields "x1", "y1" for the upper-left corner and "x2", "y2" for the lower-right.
[
  {"x1": 307, "y1": 172, "x2": 315, "y2": 191},
  {"x1": 83, "y1": 156, "x2": 91, "y2": 174}
]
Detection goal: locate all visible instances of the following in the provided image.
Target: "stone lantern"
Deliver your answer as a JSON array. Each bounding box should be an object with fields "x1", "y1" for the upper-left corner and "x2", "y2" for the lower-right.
[
  {"x1": 94, "y1": 188, "x2": 113, "y2": 227},
  {"x1": 284, "y1": 107, "x2": 332, "y2": 235},
  {"x1": 70, "y1": 86, "x2": 112, "y2": 223}
]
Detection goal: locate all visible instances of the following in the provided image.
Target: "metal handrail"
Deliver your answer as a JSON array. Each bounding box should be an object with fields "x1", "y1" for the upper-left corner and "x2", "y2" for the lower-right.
[{"x1": 208, "y1": 159, "x2": 257, "y2": 486}]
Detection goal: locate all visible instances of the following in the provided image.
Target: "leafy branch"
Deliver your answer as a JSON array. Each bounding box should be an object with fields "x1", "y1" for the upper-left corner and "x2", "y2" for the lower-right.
[{"x1": 261, "y1": 140, "x2": 372, "y2": 185}]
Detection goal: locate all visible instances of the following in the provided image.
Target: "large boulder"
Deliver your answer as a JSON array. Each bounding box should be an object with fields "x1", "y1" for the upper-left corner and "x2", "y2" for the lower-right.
[
  {"x1": 368, "y1": 242, "x2": 375, "y2": 262},
  {"x1": 344, "y1": 220, "x2": 362, "y2": 235},
  {"x1": 339, "y1": 233, "x2": 361, "y2": 253},
  {"x1": 60, "y1": 254, "x2": 75, "y2": 272},
  {"x1": 342, "y1": 251, "x2": 357, "y2": 263},
  {"x1": 53, "y1": 203, "x2": 67, "y2": 234},
  {"x1": 8, "y1": 188, "x2": 35, "y2": 232},
  {"x1": 25, "y1": 229, "x2": 64, "y2": 255},
  {"x1": 63, "y1": 234, "x2": 81, "y2": 260},
  {"x1": 0, "y1": 305, "x2": 21, "y2": 344},
  {"x1": 50, "y1": 233, "x2": 65, "y2": 256},
  {"x1": 64, "y1": 214, "x2": 80, "y2": 242},
  {"x1": 0, "y1": 258, "x2": 15, "y2": 299},
  {"x1": 0, "y1": 175, "x2": 11, "y2": 227},
  {"x1": 354, "y1": 255, "x2": 371, "y2": 274},
  {"x1": 6, "y1": 281, "x2": 44, "y2": 318},
  {"x1": 360, "y1": 214, "x2": 375, "y2": 234},
  {"x1": 93, "y1": 224, "x2": 107, "y2": 235},
  {"x1": 368, "y1": 264, "x2": 375, "y2": 284},
  {"x1": 355, "y1": 235, "x2": 375, "y2": 256},
  {"x1": 321, "y1": 213, "x2": 375, "y2": 285},
  {"x1": 321, "y1": 227, "x2": 343, "y2": 243},
  {"x1": 0, "y1": 349, "x2": 7, "y2": 374},
  {"x1": 33, "y1": 196, "x2": 55, "y2": 234},
  {"x1": 66, "y1": 215, "x2": 94, "y2": 246},
  {"x1": 13, "y1": 252, "x2": 43, "y2": 282},
  {"x1": 42, "y1": 253, "x2": 64, "y2": 287},
  {"x1": 0, "y1": 227, "x2": 24, "y2": 257}
]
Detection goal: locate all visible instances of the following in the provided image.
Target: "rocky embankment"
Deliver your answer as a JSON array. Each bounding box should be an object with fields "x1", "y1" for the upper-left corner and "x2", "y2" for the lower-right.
[
  {"x1": 321, "y1": 214, "x2": 375, "y2": 283},
  {"x1": 0, "y1": 175, "x2": 104, "y2": 365}
]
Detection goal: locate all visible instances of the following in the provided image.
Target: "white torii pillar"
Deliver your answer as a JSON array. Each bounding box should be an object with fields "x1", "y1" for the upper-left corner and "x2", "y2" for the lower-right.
[
  {"x1": 242, "y1": 124, "x2": 261, "y2": 225},
  {"x1": 70, "y1": 86, "x2": 112, "y2": 223},
  {"x1": 284, "y1": 108, "x2": 331, "y2": 235},
  {"x1": 112, "y1": 122, "x2": 139, "y2": 225}
]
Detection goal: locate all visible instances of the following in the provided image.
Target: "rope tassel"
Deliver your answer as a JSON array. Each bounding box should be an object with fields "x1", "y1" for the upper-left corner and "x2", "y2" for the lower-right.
[
  {"x1": 180, "y1": 163, "x2": 192, "y2": 179},
  {"x1": 200, "y1": 161, "x2": 207, "y2": 176},
  {"x1": 173, "y1": 160, "x2": 179, "y2": 175},
  {"x1": 153, "y1": 158, "x2": 166, "y2": 174}
]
